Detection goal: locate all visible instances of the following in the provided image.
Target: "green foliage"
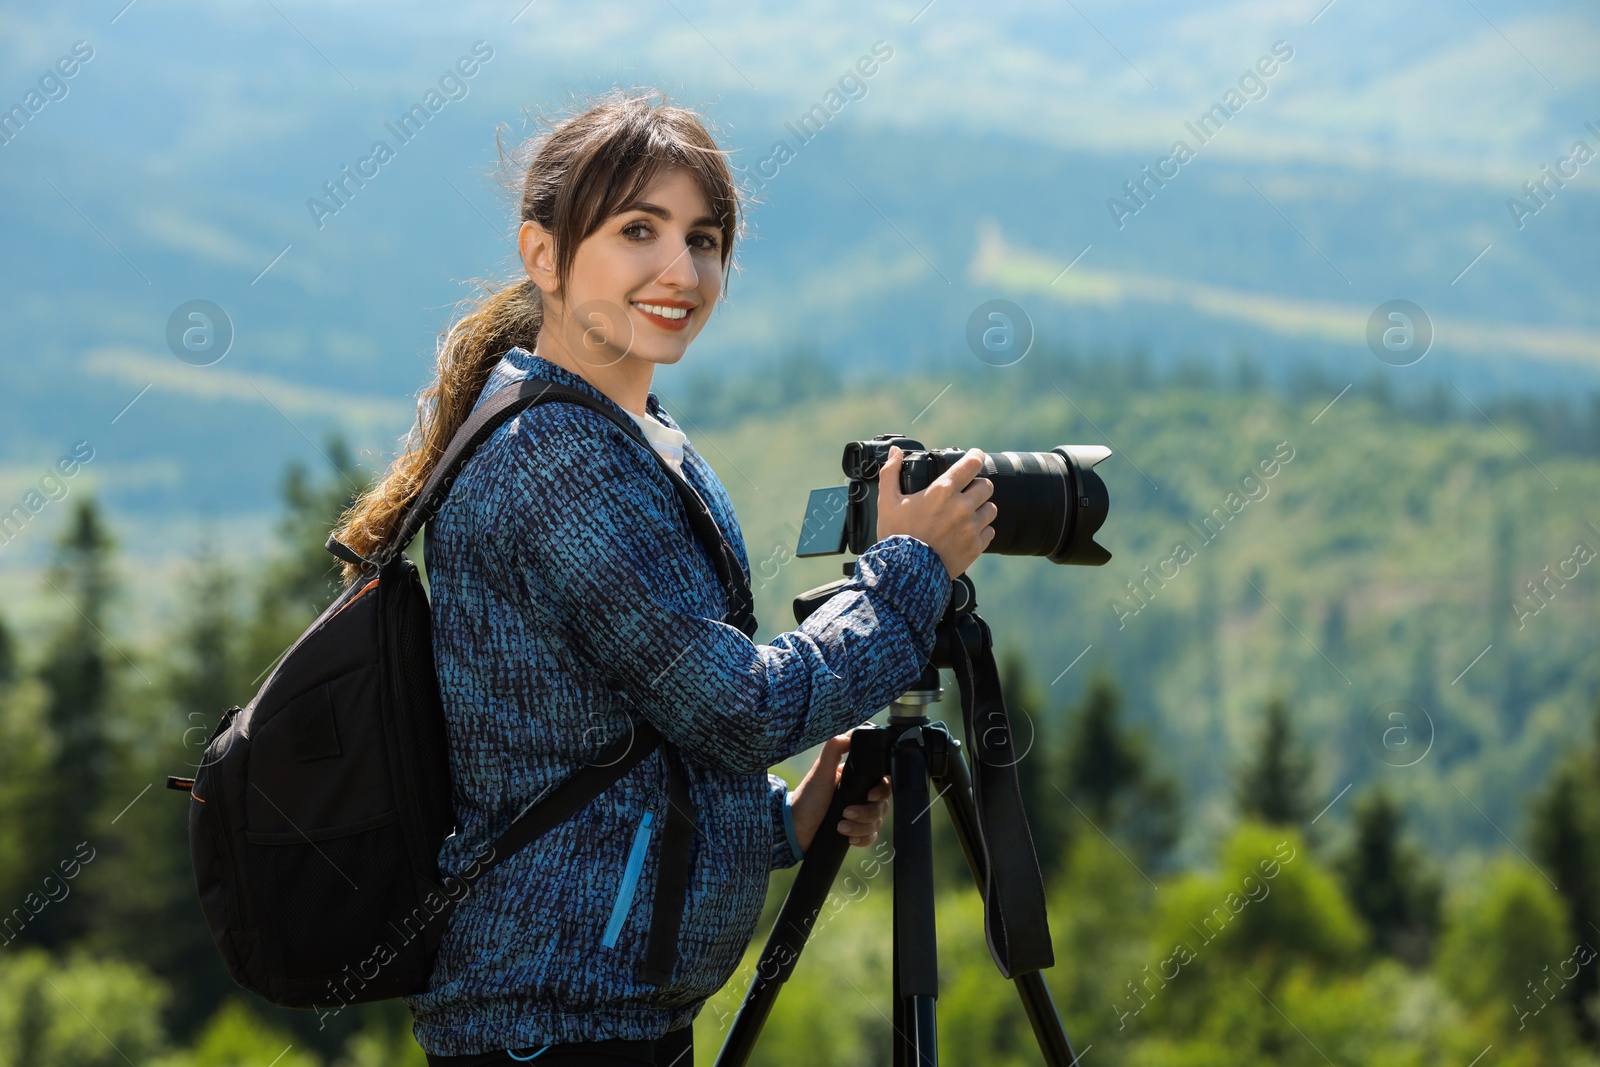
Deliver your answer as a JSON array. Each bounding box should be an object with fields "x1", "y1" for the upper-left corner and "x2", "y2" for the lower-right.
[
  {"x1": 29, "y1": 497, "x2": 120, "y2": 950},
  {"x1": 242, "y1": 433, "x2": 370, "y2": 693},
  {"x1": 1141, "y1": 823, "x2": 1363, "y2": 1031},
  {"x1": 695, "y1": 883, "x2": 893, "y2": 1067},
  {"x1": 0, "y1": 673, "x2": 52, "y2": 922},
  {"x1": 1337, "y1": 786, "x2": 1441, "y2": 965},
  {"x1": 328, "y1": 1005, "x2": 428, "y2": 1067},
  {"x1": 1058, "y1": 673, "x2": 1181, "y2": 870},
  {"x1": 0, "y1": 948, "x2": 169, "y2": 1067},
  {"x1": 1003, "y1": 647, "x2": 1069, "y2": 880},
  {"x1": 1436, "y1": 857, "x2": 1574, "y2": 1045},
  {"x1": 1531, "y1": 700, "x2": 1600, "y2": 1041},
  {"x1": 3, "y1": 352, "x2": 1600, "y2": 1064},
  {"x1": 1043, "y1": 830, "x2": 1156, "y2": 1045},
  {"x1": 1235, "y1": 697, "x2": 1314, "y2": 830},
  {"x1": 150, "y1": 999, "x2": 321, "y2": 1067},
  {"x1": 0, "y1": 606, "x2": 15, "y2": 686}
]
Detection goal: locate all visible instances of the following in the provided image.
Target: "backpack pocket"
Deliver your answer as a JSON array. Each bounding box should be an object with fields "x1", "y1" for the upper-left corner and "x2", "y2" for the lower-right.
[
  {"x1": 601, "y1": 812, "x2": 655, "y2": 948},
  {"x1": 243, "y1": 810, "x2": 409, "y2": 981}
]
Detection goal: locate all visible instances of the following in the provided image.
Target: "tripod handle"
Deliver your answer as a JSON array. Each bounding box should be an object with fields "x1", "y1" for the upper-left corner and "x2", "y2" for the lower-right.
[
  {"x1": 770, "y1": 727, "x2": 891, "y2": 979},
  {"x1": 714, "y1": 727, "x2": 890, "y2": 1067}
]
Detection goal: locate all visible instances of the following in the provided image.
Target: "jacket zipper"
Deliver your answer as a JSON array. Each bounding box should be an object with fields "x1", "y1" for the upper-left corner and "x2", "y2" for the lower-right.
[{"x1": 602, "y1": 812, "x2": 654, "y2": 948}]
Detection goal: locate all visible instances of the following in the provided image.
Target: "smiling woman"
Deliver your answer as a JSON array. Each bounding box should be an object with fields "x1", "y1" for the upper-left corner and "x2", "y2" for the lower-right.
[
  {"x1": 317, "y1": 88, "x2": 974, "y2": 1067},
  {"x1": 512, "y1": 164, "x2": 726, "y2": 415}
]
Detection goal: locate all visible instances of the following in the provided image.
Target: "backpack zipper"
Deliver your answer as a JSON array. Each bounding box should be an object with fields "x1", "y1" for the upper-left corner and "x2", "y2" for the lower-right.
[{"x1": 202, "y1": 765, "x2": 248, "y2": 933}]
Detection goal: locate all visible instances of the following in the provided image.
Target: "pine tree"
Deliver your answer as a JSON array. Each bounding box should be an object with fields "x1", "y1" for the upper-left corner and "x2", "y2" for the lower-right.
[
  {"x1": 1002, "y1": 648, "x2": 1067, "y2": 881},
  {"x1": 1338, "y1": 786, "x2": 1441, "y2": 966},
  {"x1": 0, "y1": 604, "x2": 51, "y2": 922},
  {"x1": 1530, "y1": 700, "x2": 1600, "y2": 1045},
  {"x1": 243, "y1": 433, "x2": 370, "y2": 687},
  {"x1": 1197, "y1": 566, "x2": 1226, "y2": 767},
  {"x1": 29, "y1": 497, "x2": 119, "y2": 949},
  {"x1": 0, "y1": 606, "x2": 15, "y2": 687},
  {"x1": 1059, "y1": 673, "x2": 1180, "y2": 868},
  {"x1": 1236, "y1": 696, "x2": 1313, "y2": 829},
  {"x1": 92, "y1": 532, "x2": 249, "y2": 1041}
]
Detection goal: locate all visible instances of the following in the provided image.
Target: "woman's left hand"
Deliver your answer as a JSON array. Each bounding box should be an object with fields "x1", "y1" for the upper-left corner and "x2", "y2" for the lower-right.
[{"x1": 789, "y1": 732, "x2": 892, "y2": 854}]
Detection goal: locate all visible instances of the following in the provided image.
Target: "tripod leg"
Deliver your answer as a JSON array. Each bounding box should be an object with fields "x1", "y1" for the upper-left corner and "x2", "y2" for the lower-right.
[
  {"x1": 714, "y1": 728, "x2": 892, "y2": 1067},
  {"x1": 933, "y1": 747, "x2": 1082, "y2": 1067},
  {"x1": 891, "y1": 728, "x2": 939, "y2": 1067}
]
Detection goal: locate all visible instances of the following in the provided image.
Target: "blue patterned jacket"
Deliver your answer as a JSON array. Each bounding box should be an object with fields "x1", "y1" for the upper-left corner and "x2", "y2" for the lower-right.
[{"x1": 405, "y1": 346, "x2": 952, "y2": 1054}]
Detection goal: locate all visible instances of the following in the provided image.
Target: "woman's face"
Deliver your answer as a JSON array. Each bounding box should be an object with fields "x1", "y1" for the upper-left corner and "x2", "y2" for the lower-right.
[{"x1": 523, "y1": 166, "x2": 725, "y2": 372}]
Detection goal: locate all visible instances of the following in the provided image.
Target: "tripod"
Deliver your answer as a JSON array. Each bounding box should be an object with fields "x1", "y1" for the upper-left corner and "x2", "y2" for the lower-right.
[{"x1": 714, "y1": 574, "x2": 1082, "y2": 1067}]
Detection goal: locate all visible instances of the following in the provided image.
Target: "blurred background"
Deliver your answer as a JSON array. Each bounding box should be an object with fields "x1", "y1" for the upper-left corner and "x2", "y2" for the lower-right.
[{"x1": 1, "y1": 0, "x2": 1597, "y2": 1063}]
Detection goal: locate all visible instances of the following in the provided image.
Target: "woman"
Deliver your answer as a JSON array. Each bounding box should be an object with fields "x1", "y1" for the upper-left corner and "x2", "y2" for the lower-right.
[{"x1": 331, "y1": 89, "x2": 996, "y2": 1066}]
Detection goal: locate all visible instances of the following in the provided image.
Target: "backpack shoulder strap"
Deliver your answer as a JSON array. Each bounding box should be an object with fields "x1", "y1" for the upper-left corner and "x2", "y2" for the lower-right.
[
  {"x1": 323, "y1": 377, "x2": 576, "y2": 570},
  {"x1": 333, "y1": 373, "x2": 757, "y2": 637},
  {"x1": 448, "y1": 719, "x2": 665, "y2": 894},
  {"x1": 383, "y1": 377, "x2": 592, "y2": 562}
]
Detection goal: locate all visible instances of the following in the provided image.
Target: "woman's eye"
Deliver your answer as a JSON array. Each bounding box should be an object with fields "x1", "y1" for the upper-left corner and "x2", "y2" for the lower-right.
[{"x1": 622, "y1": 221, "x2": 718, "y2": 251}]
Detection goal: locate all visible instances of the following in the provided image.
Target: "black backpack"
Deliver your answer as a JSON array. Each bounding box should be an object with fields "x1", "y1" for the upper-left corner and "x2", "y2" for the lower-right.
[{"x1": 167, "y1": 375, "x2": 758, "y2": 1011}]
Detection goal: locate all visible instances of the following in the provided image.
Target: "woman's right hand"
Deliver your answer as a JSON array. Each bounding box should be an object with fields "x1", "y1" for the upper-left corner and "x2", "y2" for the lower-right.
[{"x1": 875, "y1": 446, "x2": 996, "y2": 578}]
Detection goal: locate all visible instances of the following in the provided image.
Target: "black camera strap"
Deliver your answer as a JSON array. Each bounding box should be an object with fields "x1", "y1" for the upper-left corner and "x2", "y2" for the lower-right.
[{"x1": 948, "y1": 632, "x2": 1055, "y2": 978}]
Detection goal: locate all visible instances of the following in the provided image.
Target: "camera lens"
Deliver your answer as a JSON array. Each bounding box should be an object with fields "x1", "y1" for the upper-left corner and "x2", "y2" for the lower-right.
[{"x1": 969, "y1": 447, "x2": 1110, "y2": 565}]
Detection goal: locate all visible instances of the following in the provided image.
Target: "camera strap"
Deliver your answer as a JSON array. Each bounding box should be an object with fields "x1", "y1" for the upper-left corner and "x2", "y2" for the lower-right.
[{"x1": 948, "y1": 631, "x2": 1055, "y2": 978}]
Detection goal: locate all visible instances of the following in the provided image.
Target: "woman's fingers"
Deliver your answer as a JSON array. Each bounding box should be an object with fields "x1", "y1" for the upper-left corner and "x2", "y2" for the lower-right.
[
  {"x1": 841, "y1": 777, "x2": 891, "y2": 820},
  {"x1": 840, "y1": 775, "x2": 891, "y2": 845}
]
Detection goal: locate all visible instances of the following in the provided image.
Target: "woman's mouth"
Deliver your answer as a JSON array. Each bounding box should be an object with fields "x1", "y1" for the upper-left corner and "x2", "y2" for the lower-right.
[{"x1": 631, "y1": 301, "x2": 693, "y2": 332}]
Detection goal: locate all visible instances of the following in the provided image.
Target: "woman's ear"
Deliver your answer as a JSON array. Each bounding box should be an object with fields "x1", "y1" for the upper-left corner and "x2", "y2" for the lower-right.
[{"x1": 518, "y1": 219, "x2": 559, "y2": 296}]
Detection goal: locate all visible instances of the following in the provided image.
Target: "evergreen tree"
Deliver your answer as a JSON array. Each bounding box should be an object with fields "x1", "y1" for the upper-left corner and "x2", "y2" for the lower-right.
[
  {"x1": 1002, "y1": 648, "x2": 1067, "y2": 881},
  {"x1": 1197, "y1": 566, "x2": 1226, "y2": 767},
  {"x1": 243, "y1": 433, "x2": 371, "y2": 687},
  {"x1": 0, "y1": 607, "x2": 15, "y2": 687},
  {"x1": 1236, "y1": 696, "x2": 1313, "y2": 830},
  {"x1": 1059, "y1": 673, "x2": 1179, "y2": 868},
  {"x1": 270, "y1": 433, "x2": 370, "y2": 610},
  {"x1": 0, "y1": 607, "x2": 50, "y2": 921},
  {"x1": 1490, "y1": 511, "x2": 1529, "y2": 736},
  {"x1": 1337, "y1": 786, "x2": 1441, "y2": 966},
  {"x1": 1063, "y1": 675, "x2": 1139, "y2": 825},
  {"x1": 90, "y1": 533, "x2": 249, "y2": 1042},
  {"x1": 27, "y1": 497, "x2": 119, "y2": 949},
  {"x1": 1530, "y1": 700, "x2": 1600, "y2": 1045}
]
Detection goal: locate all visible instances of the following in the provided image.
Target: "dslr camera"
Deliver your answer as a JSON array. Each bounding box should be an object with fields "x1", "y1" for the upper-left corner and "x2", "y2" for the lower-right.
[{"x1": 796, "y1": 433, "x2": 1112, "y2": 566}]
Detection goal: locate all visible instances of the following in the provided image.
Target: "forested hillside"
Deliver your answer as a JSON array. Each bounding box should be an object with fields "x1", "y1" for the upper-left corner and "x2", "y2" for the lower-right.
[{"x1": 1, "y1": 346, "x2": 1597, "y2": 1064}]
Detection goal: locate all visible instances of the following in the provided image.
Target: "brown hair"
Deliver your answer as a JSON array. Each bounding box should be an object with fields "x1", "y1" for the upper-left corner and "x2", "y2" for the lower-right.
[{"x1": 330, "y1": 88, "x2": 743, "y2": 586}]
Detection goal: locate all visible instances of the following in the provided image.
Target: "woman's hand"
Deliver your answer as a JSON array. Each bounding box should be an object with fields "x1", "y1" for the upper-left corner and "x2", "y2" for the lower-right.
[
  {"x1": 789, "y1": 732, "x2": 891, "y2": 855},
  {"x1": 875, "y1": 446, "x2": 997, "y2": 579}
]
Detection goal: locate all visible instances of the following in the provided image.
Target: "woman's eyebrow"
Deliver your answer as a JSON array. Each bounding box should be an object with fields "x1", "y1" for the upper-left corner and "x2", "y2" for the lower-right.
[{"x1": 620, "y1": 200, "x2": 719, "y2": 229}]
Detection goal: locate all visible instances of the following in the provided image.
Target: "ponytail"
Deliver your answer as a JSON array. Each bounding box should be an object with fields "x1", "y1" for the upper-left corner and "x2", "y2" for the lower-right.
[{"x1": 329, "y1": 277, "x2": 542, "y2": 586}]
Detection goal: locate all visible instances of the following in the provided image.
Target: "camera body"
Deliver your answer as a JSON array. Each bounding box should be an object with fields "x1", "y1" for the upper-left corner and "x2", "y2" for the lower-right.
[{"x1": 799, "y1": 433, "x2": 1112, "y2": 566}]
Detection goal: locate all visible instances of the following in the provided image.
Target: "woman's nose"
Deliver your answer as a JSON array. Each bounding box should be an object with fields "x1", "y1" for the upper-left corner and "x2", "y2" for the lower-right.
[{"x1": 653, "y1": 242, "x2": 701, "y2": 290}]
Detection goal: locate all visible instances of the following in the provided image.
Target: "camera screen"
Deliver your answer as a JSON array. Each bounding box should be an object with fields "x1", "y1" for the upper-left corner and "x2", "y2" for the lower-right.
[{"x1": 794, "y1": 485, "x2": 851, "y2": 557}]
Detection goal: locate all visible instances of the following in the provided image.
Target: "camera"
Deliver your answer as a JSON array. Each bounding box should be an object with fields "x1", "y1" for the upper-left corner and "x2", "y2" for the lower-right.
[{"x1": 796, "y1": 433, "x2": 1112, "y2": 566}]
